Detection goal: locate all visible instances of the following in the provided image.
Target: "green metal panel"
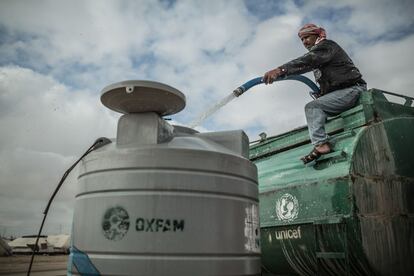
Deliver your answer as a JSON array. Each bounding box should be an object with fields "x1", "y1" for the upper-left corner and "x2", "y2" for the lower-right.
[
  {"x1": 261, "y1": 223, "x2": 316, "y2": 275},
  {"x1": 259, "y1": 168, "x2": 352, "y2": 227},
  {"x1": 252, "y1": 89, "x2": 414, "y2": 275},
  {"x1": 351, "y1": 118, "x2": 414, "y2": 275}
]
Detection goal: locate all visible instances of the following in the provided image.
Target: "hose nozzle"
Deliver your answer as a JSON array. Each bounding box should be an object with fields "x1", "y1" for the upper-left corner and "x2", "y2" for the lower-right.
[
  {"x1": 233, "y1": 77, "x2": 264, "y2": 97},
  {"x1": 233, "y1": 87, "x2": 245, "y2": 97}
]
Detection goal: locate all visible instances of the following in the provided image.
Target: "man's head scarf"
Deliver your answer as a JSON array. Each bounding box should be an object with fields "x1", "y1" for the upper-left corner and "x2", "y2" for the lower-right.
[{"x1": 298, "y1": 23, "x2": 327, "y2": 45}]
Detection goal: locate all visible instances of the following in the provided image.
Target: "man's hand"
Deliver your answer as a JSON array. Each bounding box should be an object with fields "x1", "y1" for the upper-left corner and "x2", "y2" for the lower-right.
[{"x1": 263, "y1": 68, "x2": 283, "y2": 84}]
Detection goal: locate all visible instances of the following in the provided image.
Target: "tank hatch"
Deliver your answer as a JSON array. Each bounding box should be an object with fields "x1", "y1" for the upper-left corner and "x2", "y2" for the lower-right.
[{"x1": 100, "y1": 80, "x2": 186, "y2": 115}]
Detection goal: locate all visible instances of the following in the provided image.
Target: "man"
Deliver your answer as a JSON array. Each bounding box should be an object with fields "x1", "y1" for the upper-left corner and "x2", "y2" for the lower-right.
[{"x1": 263, "y1": 23, "x2": 366, "y2": 164}]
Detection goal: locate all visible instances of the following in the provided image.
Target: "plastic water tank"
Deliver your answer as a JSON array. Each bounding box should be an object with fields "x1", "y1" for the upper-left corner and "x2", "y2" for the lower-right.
[{"x1": 68, "y1": 80, "x2": 260, "y2": 276}]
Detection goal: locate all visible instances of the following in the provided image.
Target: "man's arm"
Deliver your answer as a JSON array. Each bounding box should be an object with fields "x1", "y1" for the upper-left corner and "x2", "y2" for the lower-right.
[{"x1": 263, "y1": 41, "x2": 337, "y2": 84}]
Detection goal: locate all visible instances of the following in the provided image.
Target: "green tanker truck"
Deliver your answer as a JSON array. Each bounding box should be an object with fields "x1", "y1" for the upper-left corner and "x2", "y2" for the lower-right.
[{"x1": 250, "y1": 89, "x2": 414, "y2": 275}]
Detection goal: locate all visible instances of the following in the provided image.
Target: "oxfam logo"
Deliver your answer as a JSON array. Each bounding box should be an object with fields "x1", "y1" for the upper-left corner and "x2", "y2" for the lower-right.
[
  {"x1": 102, "y1": 206, "x2": 130, "y2": 241},
  {"x1": 275, "y1": 193, "x2": 299, "y2": 222}
]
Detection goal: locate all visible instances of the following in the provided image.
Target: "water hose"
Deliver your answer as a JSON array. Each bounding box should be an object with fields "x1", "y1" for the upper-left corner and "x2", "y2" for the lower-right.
[
  {"x1": 189, "y1": 74, "x2": 320, "y2": 128},
  {"x1": 233, "y1": 75, "x2": 320, "y2": 97},
  {"x1": 27, "y1": 137, "x2": 111, "y2": 276}
]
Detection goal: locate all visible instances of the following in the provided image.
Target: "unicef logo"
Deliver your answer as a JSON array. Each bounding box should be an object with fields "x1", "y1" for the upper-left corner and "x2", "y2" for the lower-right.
[
  {"x1": 102, "y1": 206, "x2": 130, "y2": 241},
  {"x1": 275, "y1": 193, "x2": 299, "y2": 221}
]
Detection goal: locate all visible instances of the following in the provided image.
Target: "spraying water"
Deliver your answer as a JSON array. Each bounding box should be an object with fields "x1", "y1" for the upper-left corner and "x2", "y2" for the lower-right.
[
  {"x1": 188, "y1": 75, "x2": 320, "y2": 128},
  {"x1": 189, "y1": 92, "x2": 237, "y2": 128}
]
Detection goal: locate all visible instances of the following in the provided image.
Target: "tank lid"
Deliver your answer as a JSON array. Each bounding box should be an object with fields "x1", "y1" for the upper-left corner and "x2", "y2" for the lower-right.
[{"x1": 101, "y1": 80, "x2": 186, "y2": 115}]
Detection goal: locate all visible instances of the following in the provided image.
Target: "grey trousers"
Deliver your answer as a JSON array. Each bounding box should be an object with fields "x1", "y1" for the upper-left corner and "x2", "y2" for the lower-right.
[{"x1": 305, "y1": 84, "x2": 366, "y2": 145}]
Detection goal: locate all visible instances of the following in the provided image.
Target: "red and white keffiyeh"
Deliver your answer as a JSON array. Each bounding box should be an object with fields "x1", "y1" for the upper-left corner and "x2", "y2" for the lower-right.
[{"x1": 298, "y1": 23, "x2": 327, "y2": 45}]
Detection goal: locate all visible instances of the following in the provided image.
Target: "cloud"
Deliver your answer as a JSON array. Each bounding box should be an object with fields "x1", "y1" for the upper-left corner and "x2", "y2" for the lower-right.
[
  {"x1": 298, "y1": 0, "x2": 414, "y2": 41},
  {"x1": 356, "y1": 34, "x2": 414, "y2": 96},
  {"x1": 0, "y1": 66, "x2": 117, "y2": 153},
  {"x1": 0, "y1": 66, "x2": 117, "y2": 235}
]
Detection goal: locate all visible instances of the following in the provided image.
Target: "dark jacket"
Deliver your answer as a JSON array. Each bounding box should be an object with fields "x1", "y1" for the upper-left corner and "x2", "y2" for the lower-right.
[{"x1": 280, "y1": 39, "x2": 365, "y2": 95}]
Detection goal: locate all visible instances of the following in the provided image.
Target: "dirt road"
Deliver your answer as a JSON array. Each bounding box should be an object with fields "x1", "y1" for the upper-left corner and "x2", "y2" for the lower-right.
[{"x1": 0, "y1": 255, "x2": 67, "y2": 275}]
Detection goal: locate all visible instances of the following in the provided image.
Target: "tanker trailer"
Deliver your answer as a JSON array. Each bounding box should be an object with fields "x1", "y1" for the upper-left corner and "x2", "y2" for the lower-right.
[
  {"x1": 250, "y1": 89, "x2": 414, "y2": 275},
  {"x1": 68, "y1": 80, "x2": 261, "y2": 276}
]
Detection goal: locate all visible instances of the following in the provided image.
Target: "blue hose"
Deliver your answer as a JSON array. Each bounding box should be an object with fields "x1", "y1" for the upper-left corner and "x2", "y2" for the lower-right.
[{"x1": 233, "y1": 75, "x2": 320, "y2": 97}]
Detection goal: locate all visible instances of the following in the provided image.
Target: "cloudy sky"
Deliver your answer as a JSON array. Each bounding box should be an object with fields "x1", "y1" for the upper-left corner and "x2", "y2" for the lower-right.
[{"x1": 1, "y1": 0, "x2": 413, "y2": 237}]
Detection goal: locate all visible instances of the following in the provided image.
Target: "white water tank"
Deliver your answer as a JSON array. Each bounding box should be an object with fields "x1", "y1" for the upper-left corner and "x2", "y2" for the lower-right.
[{"x1": 68, "y1": 81, "x2": 260, "y2": 276}]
